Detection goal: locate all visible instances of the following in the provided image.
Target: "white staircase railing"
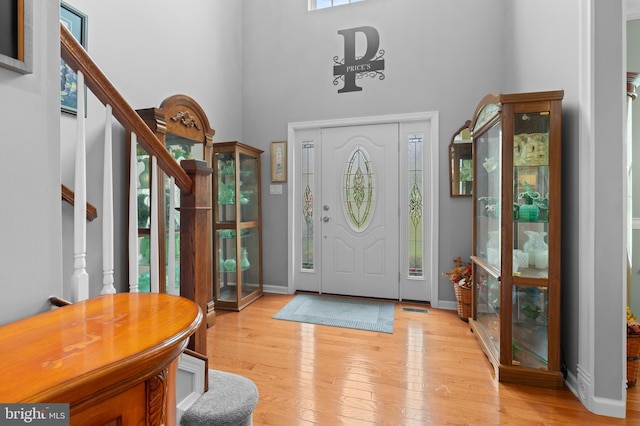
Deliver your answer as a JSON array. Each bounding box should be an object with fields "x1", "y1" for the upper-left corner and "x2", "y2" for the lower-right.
[
  {"x1": 71, "y1": 70, "x2": 89, "y2": 302},
  {"x1": 61, "y1": 21, "x2": 211, "y2": 357},
  {"x1": 68, "y1": 110, "x2": 179, "y2": 297}
]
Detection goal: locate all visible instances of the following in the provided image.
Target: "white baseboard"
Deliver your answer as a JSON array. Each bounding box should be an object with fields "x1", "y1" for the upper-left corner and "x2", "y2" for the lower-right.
[
  {"x1": 263, "y1": 285, "x2": 461, "y2": 313},
  {"x1": 177, "y1": 392, "x2": 202, "y2": 422},
  {"x1": 567, "y1": 364, "x2": 626, "y2": 419},
  {"x1": 436, "y1": 300, "x2": 457, "y2": 311},
  {"x1": 176, "y1": 352, "x2": 206, "y2": 424},
  {"x1": 263, "y1": 284, "x2": 293, "y2": 294}
]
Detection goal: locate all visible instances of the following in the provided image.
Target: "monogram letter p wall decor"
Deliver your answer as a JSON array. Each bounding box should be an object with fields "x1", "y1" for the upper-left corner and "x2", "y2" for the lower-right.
[{"x1": 333, "y1": 26, "x2": 385, "y2": 93}]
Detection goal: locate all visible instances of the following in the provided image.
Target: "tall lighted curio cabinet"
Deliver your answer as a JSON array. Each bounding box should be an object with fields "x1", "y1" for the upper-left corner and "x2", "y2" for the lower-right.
[
  {"x1": 469, "y1": 90, "x2": 564, "y2": 389},
  {"x1": 213, "y1": 142, "x2": 263, "y2": 311},
  {"x1": 131, "y1": 94, "x2": 216, "y2": 327}
]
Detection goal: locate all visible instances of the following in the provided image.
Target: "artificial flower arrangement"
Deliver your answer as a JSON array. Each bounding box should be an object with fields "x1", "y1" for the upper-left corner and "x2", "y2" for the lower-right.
[
  {"x1": 444, "y1": 257, "x2": 473, "y2": 289},
  {"x1": 628, "y1": 306, "x2": 640, "y2": 336},
  {"x1": 627, "y1": 306, "x2": 640, "y2": 387}
]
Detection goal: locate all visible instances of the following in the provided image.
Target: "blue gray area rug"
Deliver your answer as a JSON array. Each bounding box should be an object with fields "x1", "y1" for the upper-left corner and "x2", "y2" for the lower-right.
[{"x1": 273, "y1": 294, "x2": 395, "y2": 333}]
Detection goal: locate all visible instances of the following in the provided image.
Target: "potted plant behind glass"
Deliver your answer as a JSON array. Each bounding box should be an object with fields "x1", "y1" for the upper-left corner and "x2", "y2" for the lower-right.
[{"x1": 444, "y1": 257, "x2": 473, "y2": 322}]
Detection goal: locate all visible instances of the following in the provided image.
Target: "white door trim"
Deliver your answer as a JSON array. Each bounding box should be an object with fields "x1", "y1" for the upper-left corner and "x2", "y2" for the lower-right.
[{"x1": 287, "y1": 112, "x2": 440, "y2": 306}]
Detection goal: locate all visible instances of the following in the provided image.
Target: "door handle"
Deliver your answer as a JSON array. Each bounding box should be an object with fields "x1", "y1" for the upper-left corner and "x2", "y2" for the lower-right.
[{"x1": 323, "y1": 216, "x2": 331, "y2": 223}]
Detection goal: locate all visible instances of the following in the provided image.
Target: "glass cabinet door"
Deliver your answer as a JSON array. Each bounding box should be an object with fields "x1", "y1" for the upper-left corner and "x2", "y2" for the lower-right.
[
  {"x1": 135, "y1": 134, "x2": 202, "y2": 294},
  {"x1": 216, "y1": 228, "x2": 237, "y2": 303},
  {"x1": 216, "y1": 227, "x2": 260, "y2": 304},
  {"x1": 511, "y1": 111, "x2": 551, "y2": 370},
  {"x1": 512, "y1": 284, "x2": 549, "y2": 369},
  {"x1": 474, "y1": 121, "x2": 502, "y2": 269},
  {"x1": 136, "y1": 146, "x2": 151, "y2": 292},
  {"x1": 239, "y1": 153, "x2": 259, "y2": 222},
  {"x1": 216, "y1": 152, "x2": 237, "y2": 223},
  {"x1": 474, "y1": 265, "x2": 501, "y2": 354},
  {"x1": 473, "y1": 117, "x2": 502, "y2": 351}
]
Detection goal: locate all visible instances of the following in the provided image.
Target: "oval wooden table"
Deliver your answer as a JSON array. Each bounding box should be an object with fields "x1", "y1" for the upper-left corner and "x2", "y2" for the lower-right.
[{"x1": 0, "y1": 293, "x2": 202, "y2": 425}]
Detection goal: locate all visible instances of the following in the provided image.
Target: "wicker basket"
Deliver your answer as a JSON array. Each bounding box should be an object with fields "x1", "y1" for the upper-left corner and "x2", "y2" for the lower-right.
[
  {"x1": 454, "y1": 283, "x2": 472, "y2": 322},
  {"x1": 628, "y1": 335, "x2": 640, "y2": 387}
]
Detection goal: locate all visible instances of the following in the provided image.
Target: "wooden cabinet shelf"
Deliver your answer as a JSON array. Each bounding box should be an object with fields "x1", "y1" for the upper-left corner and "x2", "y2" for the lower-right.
[{"x1": 469, "y1": 90, "x2": 564, "y2": 389}]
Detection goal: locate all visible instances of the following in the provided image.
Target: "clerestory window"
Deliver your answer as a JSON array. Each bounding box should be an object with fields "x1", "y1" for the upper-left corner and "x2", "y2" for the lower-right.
[{"x1": 308, "y1": 0, "x2": 366, "y2": 11}]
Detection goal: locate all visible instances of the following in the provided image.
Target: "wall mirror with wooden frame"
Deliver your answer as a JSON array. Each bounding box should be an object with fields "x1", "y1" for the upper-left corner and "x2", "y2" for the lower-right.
[{"x1": 450, "y1": 120, "x2": 473, "y2": 197}]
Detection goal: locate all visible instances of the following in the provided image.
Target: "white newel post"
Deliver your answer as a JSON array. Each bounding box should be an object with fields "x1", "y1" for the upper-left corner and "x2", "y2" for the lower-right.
[
  {"x1": 101, "y1": 104, "x2": 116, "y2": 295},
  {"x1": 150, "y1": 156, "x2": 160, "y2": 293},
  {"x1": 72, "y1": 70, "x2": 89, "y2": 302},
  {"x1": 168, "y1": 176, "x2": 176, "y2": 294},
  {"x1": 128, "y1": 133, "x2": 139, "y2": 293}
]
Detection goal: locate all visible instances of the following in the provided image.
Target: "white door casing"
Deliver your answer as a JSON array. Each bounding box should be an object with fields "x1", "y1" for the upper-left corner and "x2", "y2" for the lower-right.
[{"x1": 287, "y1": 112, "x2": 439, "y2": 306}]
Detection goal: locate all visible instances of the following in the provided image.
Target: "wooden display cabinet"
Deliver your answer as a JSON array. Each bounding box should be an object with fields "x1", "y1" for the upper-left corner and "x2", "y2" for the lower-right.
[
  {"x1": 469, "y1": 90, "x2": 564, "y2": 389},
  {"x1": 130, "y1": 94, "x2": 215, "y2": 326},
  {"x1": 213, "y1": 141, "x2": 263, "y2": 311}
]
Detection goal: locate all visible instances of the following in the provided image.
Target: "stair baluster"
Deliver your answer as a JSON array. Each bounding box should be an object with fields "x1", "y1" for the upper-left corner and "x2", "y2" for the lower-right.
[
  {"x1": 150, "y1": 156, "x2": 160, "y2": 293},
  {"x1": 128, "y1": 132, "x2": 140, "y2": 293},
  {"x1": 168, "y1": 176, "x2": 177, "y2": 295},
  {"x1": 101, "y1": 104, "x2": 116, "y2": 295},
  {"x1": 72, "y1": 70, "x2": 89, "y2": 302}
]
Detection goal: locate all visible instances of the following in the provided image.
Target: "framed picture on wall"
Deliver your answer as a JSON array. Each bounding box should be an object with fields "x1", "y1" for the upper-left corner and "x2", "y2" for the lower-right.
[
  {"x1": 0, "y1": 0, "x2": 32, "y2": 74},
  {"x1": 271, "y1": 141, "x2": 287, "y2": 183},
  {"x1": 60, "y1": 1, "x2": 88, "y2": 115}
]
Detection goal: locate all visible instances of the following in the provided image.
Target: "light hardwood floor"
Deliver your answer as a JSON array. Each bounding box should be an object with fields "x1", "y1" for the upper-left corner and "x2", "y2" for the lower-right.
[{"x1": 207, "y1": 293, "x2": 640, "y2": 425}]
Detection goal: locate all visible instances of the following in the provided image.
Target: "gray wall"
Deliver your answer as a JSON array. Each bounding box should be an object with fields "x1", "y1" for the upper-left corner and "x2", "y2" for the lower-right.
[
  {"x1": 0, "y1": 1, "x2": 62, "y2": 324},
  {"x1": 241, "y1": 0, "x2": 505, "y2": 298},
  {"x1": 504, "y1": 0, "x2": 626, "y2": 407},
  {"x1": 629, "y1": 19, "x2": 640, "y2": 329},
  {"x1": 59, "y1": 0, "x2": 244, "y2": 298},
  {"x1": 503, "y1": 0, "x2": 584, "y2": 396},
  {"x1": 592, "y1": 0, "x2": 625, "y2": 402}
]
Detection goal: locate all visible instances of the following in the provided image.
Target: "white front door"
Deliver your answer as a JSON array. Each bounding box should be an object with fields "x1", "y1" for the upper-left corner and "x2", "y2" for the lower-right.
[{"x1": 320, "y1": 124, "x2": 399, "y2": 299}]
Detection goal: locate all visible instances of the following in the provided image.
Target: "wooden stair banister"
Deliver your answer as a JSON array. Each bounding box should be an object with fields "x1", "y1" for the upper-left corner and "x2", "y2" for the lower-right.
[
  {"x1": 61, "y1": 183, "x2": 98, "y2": 221},
  {"x1": 60, "y1": 23, "x2": 192, "y2": 194},
  {"x1": 60, "y1": 23, "x2": 212, "y2": 357}
]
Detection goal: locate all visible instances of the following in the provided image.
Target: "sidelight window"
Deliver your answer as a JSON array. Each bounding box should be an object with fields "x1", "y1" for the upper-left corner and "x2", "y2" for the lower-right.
[
  {"x1": 408, "y1": 134, "x2": 424, "y2": 277},
  {"x1": 301, "y1": 141, "x2": 315, "y2": 270}
]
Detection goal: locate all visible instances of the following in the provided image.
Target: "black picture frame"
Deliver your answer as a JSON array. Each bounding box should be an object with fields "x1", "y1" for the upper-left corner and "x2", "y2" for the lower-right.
[
  {"x1": 60, "y1": 1, "x2": 88, "y2": 115},
  {"x1": 0, "y1": 0, "x2": 32, "y2": 74}
]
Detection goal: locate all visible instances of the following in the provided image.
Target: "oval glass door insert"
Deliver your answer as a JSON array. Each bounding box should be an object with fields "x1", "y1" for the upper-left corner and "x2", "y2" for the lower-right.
[{"x1": 342, "y1": 145, "x2": 376, "y2": 232}]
